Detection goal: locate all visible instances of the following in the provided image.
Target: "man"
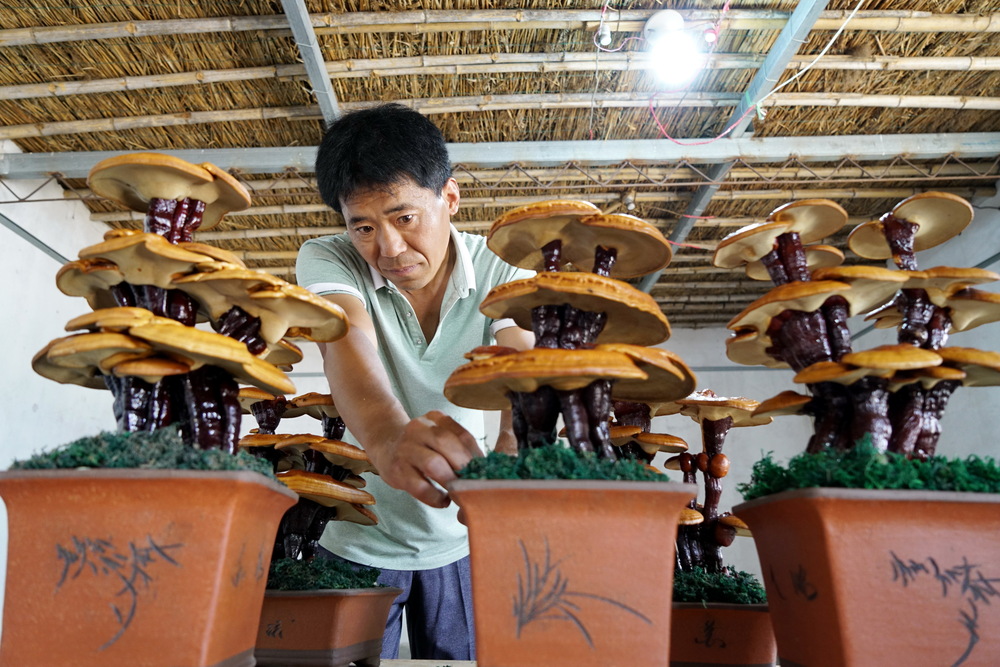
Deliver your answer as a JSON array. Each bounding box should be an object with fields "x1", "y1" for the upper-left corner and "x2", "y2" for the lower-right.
[{"x1": 296, "y1": 103, "x2": 534, "y2": 660}]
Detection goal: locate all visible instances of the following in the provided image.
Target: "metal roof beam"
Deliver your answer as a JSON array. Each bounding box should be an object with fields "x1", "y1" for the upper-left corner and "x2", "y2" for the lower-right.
[
  {"x1": 2, "y1": 133, "x2": 999, "y2": 180},
  {"x1": 280, "y1": 0, "x2": 340, "y2": 124}
]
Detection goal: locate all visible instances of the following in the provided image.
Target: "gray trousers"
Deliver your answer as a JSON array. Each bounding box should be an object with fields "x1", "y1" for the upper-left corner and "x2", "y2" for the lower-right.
[{"x1": 316, "y1": 547, "x2": 476, "y2": 660}]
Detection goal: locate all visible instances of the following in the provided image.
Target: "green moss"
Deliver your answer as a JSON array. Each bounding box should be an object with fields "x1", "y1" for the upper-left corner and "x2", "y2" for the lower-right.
[
  {"x1": 267, "y1": 557, "x2": 381, "y2": 591},
  {"x1": 457, "y1": 444, "x2": 668, "y2": 482},
  {"x1": 738, "y1": 437, "x2": 1000, "y2": 501},
  {"x1": 672, "y1": 567, "x2": 767, "y2": 605},
  {"x1": 9, "y1": 427, "x2": 274, "y2": 478}
]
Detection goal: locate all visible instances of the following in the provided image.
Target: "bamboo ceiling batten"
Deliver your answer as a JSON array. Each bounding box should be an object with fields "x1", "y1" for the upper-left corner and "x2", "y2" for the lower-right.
[{"x1": 2, "y1": 0, "x2": 999, "y2": 324}]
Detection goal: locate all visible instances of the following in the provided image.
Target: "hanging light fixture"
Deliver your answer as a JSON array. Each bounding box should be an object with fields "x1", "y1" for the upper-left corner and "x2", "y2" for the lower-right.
[{"x1": 643, "y1": 9, "x2": 706, "y2": 87}]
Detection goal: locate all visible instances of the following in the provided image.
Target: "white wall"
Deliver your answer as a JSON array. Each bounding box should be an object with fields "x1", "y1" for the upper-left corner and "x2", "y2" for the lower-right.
[{"x1": 1, "y1": 141, "x2": 116, "y2": 467}]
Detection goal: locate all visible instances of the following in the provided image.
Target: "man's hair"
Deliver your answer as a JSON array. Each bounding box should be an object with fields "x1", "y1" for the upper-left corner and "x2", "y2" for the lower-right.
[{"x1": 315, "y1": 103, "x2": 453, "y2": 213}]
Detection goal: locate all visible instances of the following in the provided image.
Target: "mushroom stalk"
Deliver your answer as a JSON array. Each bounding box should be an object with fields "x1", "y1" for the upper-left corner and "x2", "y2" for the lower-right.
[
  {"x1": 880, "y1": 213, "x2": 919, "y2": 271},
  {"x1": 592, "y1": 245, "x2": 617, "y2": 277},
  {"x1": 509, "y1": 387, "x2": 560, "y2": 450},
  {"x1": 914, "y1": 380, "x2": 959, "y2": 459},
  {"x1": 805, "y1": 382, "x2": 853, "y2": 452},
  {"x1": 612, "y1": 399, "x2": 653, "y2": 461},
  {"x1": 760, "y1": 231, "x2": 810, "y2": 285},
  {"x1": 145, "y1": 197, "x2": 206, "y2": 242},
  {"x1": 675, "y1": 453, "x2": 704, "y2": 570},
  {"x1": 530, "y1": 304, "x2": 607, "y2": 350},
  {"x1": 889, "y1": 380, "x2": 959, "y2": 459},
  {"x1": 541, "y1": 239, "x2": 562, "y2": 273},
  {"x1": 898, "y1": 288, "x2": 936, "y2": 348},
  {"x1": 181, "y1": 366, "x2": 241, "y2": 452},
  {"x1": 322, "y1": 415, "x2": 346, "y2": 440},
  {"x1": 250, "y1": 396, "x2": 288, "y2": 434},
  {"x1": 848, "y1": 376, "x2": 892, "y2": 452},
  {"x1": 557, "y1": 388, "x2": 600, "y2": 456},
  {"x1": 767, "y1": 310, "x2": 834, "y2": 372},
  {"x1": 216, "y1": 305, "x2": 267, "y2": 355},
  {"x1": 821, "y1": 296, "x2": 853, "y2": 361},
  {"x1": 699, "y1": 416, "x2": 733, "y2": 573}
]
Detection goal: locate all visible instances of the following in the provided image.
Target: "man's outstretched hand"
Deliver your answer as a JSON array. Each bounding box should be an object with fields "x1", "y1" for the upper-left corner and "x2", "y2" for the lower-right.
[{"x1": 368, "y1": 410, "x2": 483, "y2": 508}]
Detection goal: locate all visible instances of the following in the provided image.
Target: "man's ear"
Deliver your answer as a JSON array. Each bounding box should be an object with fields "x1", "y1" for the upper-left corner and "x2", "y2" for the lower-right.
[{"x1": 441, "y1": 178, "x2": 461, "y2": 215}]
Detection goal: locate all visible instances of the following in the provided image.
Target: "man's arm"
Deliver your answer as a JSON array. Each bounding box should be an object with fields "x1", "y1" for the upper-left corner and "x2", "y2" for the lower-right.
[
  {"x1": 492, "y1": 325, "x2": 536, "y2": 455},
  {"x1": 318, "y1": 293, "x2": 482, "y2": 508}
]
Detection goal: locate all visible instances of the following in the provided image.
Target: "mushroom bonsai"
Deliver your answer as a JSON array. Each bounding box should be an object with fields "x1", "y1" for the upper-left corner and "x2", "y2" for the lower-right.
[
  {"x1": 657, "y1": 390, "x2": 775, "y2": 667},
  {"x1": 4, "y1": 152, "x2": 362, "y2": 667},
  {"x1": 237, "y1": 389, "x2": 400, "y2": 667},
  {"x1": 443, "y1": 200, "x2": 698, "y2": 667},
  {"x1": 719, "y1": 192, "x2": 1000, "y2": 666}
]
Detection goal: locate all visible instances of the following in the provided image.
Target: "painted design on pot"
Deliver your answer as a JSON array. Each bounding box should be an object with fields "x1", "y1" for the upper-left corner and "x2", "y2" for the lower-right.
[
  {"x1": 890, "y1": 551, "x2": 1000, "y2": 666},
  {"x1": 693, "y1": 619, "x2": 727, "y2": 648},
  {"x1": 229, "y1": 541, "x2": 269, "y2": 587},
  {"x1": 766, "y1": 563, "x2": 819, "y2": 602},
  {"x1": 55, "y1": 533, "x2": 183, "y2": 650},
  {"x1": 513, "y1": 538, "x2": 652, "y2": 646}
]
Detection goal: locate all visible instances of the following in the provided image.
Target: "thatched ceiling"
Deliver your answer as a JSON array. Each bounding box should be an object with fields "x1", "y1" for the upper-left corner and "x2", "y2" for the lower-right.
[{"x1": 2, "y1": 0, "x2": 999, "y2": 328}]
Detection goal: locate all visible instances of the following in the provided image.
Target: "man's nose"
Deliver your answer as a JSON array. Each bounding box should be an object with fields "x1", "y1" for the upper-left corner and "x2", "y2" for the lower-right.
[{"x1": 378, "y1": 226, "x2": 407, "y2": 257}]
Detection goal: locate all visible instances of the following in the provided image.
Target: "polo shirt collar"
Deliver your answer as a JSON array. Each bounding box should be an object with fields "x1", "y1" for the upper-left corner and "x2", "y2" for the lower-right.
[{"x1": 367, "y1": 225, "x2": 474, "y2": 295}]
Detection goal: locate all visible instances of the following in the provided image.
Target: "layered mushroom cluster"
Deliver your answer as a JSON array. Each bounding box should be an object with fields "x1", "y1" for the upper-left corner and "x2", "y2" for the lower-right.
[
  {"x1": 444, "y1": 200, "x2": 696, "y2": 461},
  {"x1": 659, "y1": 391, "x2": 769, "y2": 573},
  {"x1": 716, "y1": 193, "x2": 1000, "y2": 458},
  {"x1": 238, "y1": 390, "x2": 379, "y2": 562},
  {"x1": 32, "y1": 153, "x2": 349, "y2": 454}
]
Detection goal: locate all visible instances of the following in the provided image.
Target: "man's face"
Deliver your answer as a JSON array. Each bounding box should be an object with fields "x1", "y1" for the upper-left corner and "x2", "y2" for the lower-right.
[{"x1": 340, "y1": 177, "x2": 459, "y2": 292}]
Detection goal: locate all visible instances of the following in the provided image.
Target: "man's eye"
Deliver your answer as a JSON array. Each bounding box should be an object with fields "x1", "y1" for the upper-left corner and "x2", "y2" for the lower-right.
[
  {"x1": 398, "y1": 214, "x2": 415, "y2": 225},
  {"x1": 355, "y1": 226, "x2": 374, "y2": 235}
]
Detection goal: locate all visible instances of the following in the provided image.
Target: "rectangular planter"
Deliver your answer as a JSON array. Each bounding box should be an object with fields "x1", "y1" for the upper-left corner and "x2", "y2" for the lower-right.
[
  {"x1": 0, "y1": 469, "x2": 296, "y2": 667},
  {"x1": 734, "y1": 488, "x2": 1000, "y2": 667},
  {"x1": 449, "y1": 479, "x2": 696, "y2": 667},
  {"x1": 254, "y1": 587, "x2": 401, "y2": 667}
]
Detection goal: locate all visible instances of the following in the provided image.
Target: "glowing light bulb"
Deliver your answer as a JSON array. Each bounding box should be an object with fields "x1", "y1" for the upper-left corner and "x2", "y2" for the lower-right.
[{"x1": 648, "y1": 30, "x2": 706, "y2": 86}]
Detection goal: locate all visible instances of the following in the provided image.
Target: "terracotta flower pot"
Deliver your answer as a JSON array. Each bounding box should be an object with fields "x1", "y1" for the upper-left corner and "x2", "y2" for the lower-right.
[
  {"x1": 0, "y1": 469, "x2": 297, "y2": 667},
  {"x1": 254, "y1": 586, "x2": 402, "y2": 667},
  {"x1": 448, "y1": 479, "x2": 696, "y2": 667},
  {"x1": 670, "y1": 602, "x2": 776, "y2": 667},
  {"x1": 734, "y1": 488, "x2": 1000, "y2": 667}
]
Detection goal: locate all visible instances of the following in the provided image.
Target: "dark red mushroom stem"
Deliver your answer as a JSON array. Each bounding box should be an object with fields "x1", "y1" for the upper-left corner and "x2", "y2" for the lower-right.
[
  {"x1": 612, "y1": 399, "x2": 654, "y2": 462},
  {"x1": 847, "y1": 376, "x2": 892, "y2": 452},
  {"x1": 530, "y1": 304, "x2": 607, "y2": 350},
  {"x1": 592, "y1": 245, "x2": 618, "y2": 277},
  {"x1": 897, "y1": 288, "x2": 936, "y2": 348},
  {"x1": 674, "y1": 453, "x2": 704, "y2": 571},
  {"x1": 216, "y1": 305, "x2": 267, "y2": 355},
  {"x1": 698, "y1": 416, "x2": 733, "y2": 573},
  {"x1": 181, "y1": 366, "x2": 241, "y2": 453},
  {"x1": 888, "y1": 380, "x2": 959, "y2": 460},
  {"x1": 760, "y1": 231, "x2": 810, "y2": 285},
  {"x1": 322, "y1": 415, "x2": 346, "y2": 440},
  {"x1": 250, "y1": 396, "x2": 288, "y2": 434},
  {"x1": 805, "y1": 382, "x2": 854, "y2": 453},
  {"x1": 274, "y1": 499, "x2": 326, "y2": 561},
  {"x1": 541, "y1": 239, "x2": 562, "y2": 273},
  {"x1": 821, "y1": 296, "x2": 853, "y2": 361},
  {"x1": 766, "y1": 310, "x2": 834, "y2": 372},
  {"x1": 508, "y1": 387, "x2": 561, "y2": 451},
  {"x1": 145, "y1": 197, "x2": 206, "y2": 243},
  {"x1": 556, "y1": 381, "x2": 617, "y2": 459},
  {"x1": 879, "y1": 213, "x2": 919, "y2": 271}
]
